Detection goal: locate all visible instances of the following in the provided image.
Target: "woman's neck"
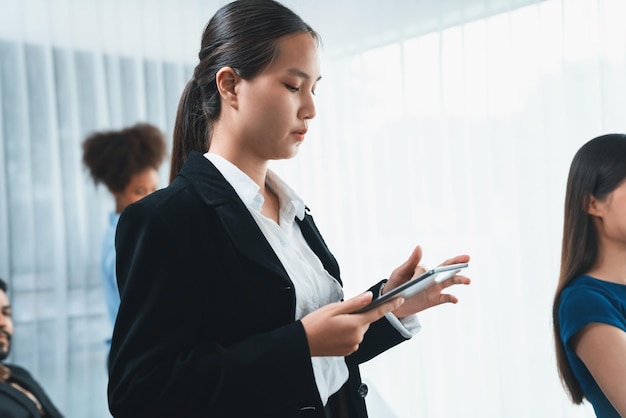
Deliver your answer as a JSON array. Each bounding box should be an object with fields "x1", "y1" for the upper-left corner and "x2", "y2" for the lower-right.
[
  {"x1": 588, "y1": 240, "x2": 626, "y2": 284},
  {"x1": 208, "y1": 143, "x2": 278, "y2": 222},
  {"x1": 208, "y1": 137, "x2": 268, "y2": 188}
]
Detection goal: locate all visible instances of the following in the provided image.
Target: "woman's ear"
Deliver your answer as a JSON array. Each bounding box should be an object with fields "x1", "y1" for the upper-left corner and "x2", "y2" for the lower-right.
[
  {"x1": 587, "y1": 194, "x2": 604, "y2": 217},
  {"x1": 216, "y1": 67, "x2": 240, "y2": 109}
]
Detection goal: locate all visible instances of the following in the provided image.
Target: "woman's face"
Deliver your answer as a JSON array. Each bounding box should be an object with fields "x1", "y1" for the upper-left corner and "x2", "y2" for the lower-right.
[
  {"x1": 114, "y1": 168, "x2": 159, "y2": 213},
  {"x1": 591, "y1": 178, "x2": 626, "y2": 244},
  {"x1": 233, "y1": 32, "x2": 321, "y2": 162}
]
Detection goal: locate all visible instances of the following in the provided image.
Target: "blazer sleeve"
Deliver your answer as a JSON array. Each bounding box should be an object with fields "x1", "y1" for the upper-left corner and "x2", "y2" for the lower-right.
[
  {"x1": 299, "y1": 213, "x2": 408, "y2": 365},
  {"x1": 108, "y1": 200, "x2": 320, "y2": 418},
  {"x1": 349, "y1": 281, "x2": 409, "y2": 364}
]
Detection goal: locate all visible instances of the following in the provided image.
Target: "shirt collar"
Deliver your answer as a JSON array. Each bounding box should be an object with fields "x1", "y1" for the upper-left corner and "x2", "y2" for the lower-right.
[{"x1": 204, "y1": 153, "x2": 305, "y2": 221}]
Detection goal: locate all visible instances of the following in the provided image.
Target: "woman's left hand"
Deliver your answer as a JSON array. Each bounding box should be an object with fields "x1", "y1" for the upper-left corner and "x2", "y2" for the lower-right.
[{"x1": 382, "y1": 245, "x2": 471, "y2": 318}]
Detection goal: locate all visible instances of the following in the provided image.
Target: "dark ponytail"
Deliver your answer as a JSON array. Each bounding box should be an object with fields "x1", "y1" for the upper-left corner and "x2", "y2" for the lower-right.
[
  {"x1": 170, "y1": 79, "x2": 209, "y2": 182},
  {"x1": 169, "y1": 0, "x2": 319, "y2": 182}
]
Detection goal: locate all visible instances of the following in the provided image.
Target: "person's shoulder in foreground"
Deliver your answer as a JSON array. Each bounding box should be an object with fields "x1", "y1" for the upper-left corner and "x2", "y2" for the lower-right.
[{"x1": 0, "y1": 277, "x2": 65, "y2": 418}]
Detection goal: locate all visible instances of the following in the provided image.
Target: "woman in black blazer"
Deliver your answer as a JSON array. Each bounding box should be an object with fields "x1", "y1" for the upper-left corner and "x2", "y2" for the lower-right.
[{"x1": 107, "y1": 1, "x2": 470, "y2": 417}]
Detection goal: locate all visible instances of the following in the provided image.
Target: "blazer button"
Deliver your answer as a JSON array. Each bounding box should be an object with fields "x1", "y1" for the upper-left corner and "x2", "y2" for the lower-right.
[{"x1": 357, "y1": 383, "x2": 368, "y2": 398}]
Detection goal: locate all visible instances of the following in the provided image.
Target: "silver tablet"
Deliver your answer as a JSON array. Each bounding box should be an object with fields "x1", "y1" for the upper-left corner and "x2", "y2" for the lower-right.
[{"x1": 352, "y1": 262, "x2": 469, "y2": 314}]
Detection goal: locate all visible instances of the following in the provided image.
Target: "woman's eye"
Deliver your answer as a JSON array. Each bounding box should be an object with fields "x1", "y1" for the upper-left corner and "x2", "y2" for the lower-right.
[{"x1": 285, "y1": 84, "x2": 299, "y2": 92}]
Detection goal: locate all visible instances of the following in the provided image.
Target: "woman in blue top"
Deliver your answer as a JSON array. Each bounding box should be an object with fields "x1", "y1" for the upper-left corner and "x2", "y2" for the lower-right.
[
  {"x1": 82, "y1": 123, "x2": 167, "y2": 343},
  {"x1": 553, "y1": 133, "x2": 626, "y2": 417}
]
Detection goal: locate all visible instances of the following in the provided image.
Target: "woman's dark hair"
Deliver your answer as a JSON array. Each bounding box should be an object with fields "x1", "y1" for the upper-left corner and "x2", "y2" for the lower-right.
[
  {"x1": 552, "y1": 133, "x2": 626, "y2": 403},
  {"x1": 0, "y1": 278, "x2": 7, "y2": 293},
  {"x1": 82, "y1": 123, "x2": 167, "y2": 192},
  {"x1": 170, "y1": 0, "x2": 320, "y2": 181}
]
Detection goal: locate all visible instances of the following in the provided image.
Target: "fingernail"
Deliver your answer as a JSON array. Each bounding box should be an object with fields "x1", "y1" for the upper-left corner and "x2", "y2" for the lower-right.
[{"x1": 396, "y1": 297, "x2": 405, "y2": 307}]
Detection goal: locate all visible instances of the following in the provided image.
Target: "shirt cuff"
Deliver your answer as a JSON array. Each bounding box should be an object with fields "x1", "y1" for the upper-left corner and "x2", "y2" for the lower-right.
[
  {"x1": 385, "y1": 312, "x2": 421, "y2": 338},
  {"x1": 379, "y1": 282, "x2": 421, "y2": 338}
]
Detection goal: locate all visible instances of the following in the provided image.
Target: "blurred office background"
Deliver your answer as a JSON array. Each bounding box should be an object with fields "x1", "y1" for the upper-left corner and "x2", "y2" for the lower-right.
[{"x1": 1, "y1": 0, "x2": 624, "y2": 416}]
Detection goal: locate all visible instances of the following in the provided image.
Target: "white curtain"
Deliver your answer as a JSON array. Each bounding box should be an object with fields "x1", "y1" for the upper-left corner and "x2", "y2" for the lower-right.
[
  {"x1": 0, "y1": 0, "x2": 204, "y2": 416},
  {"x1": 2, "y1": 0, "x2": 624, "y2": 417}
]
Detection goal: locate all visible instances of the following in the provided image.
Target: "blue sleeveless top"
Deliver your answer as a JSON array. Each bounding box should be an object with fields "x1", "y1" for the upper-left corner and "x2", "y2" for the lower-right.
[{"x1": 558, "y1": 275, "x2": 626, "y2": 418}]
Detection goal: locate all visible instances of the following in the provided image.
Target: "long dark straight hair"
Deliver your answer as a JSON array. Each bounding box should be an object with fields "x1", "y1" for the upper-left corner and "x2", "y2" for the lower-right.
[
  {"x1": 552, "y1": 133, "x2": 626, "y2": 403},
  {"x1": 170, "y1": 0, "x2": 319, "y2": 182}
]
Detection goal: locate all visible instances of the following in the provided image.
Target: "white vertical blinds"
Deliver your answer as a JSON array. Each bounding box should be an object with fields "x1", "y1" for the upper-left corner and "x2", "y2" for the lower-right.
[{"x1": 1, "y1": 0, "x2": 623, "y2": 417}]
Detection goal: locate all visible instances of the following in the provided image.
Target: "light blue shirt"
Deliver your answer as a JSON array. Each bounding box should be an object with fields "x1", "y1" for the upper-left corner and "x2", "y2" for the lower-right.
[{"x1": 102, "y1": 212, "x2": 121, "y2": 338}]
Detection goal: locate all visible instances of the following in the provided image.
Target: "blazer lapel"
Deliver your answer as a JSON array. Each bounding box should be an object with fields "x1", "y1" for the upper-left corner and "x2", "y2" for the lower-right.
[
  {"x1": 297, "y1": 211, "x2": 341, "y2": 284},
  {"x1": 12, "y1": 369, "x2": 63, "y2": 418},
  {"x1": 0, "y1": 380, "x2": 44, "y2": 417},
  {"x1": 178, "y1": 152, "x2": 292, "y2": 284}
]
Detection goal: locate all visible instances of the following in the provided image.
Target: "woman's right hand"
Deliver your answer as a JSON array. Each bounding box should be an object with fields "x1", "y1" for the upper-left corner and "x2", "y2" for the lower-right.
[{"x1": 301, "y1": 292, "x2": 405, "y2": 357}]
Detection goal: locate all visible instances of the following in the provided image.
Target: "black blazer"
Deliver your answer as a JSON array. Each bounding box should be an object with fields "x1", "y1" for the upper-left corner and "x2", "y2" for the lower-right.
[
  {"x1": 108, "y1": 152, "x2": 408, "y2": 418},
  {"x1": 0, "y1": 364, "x2": 64, "y2": 418}
]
